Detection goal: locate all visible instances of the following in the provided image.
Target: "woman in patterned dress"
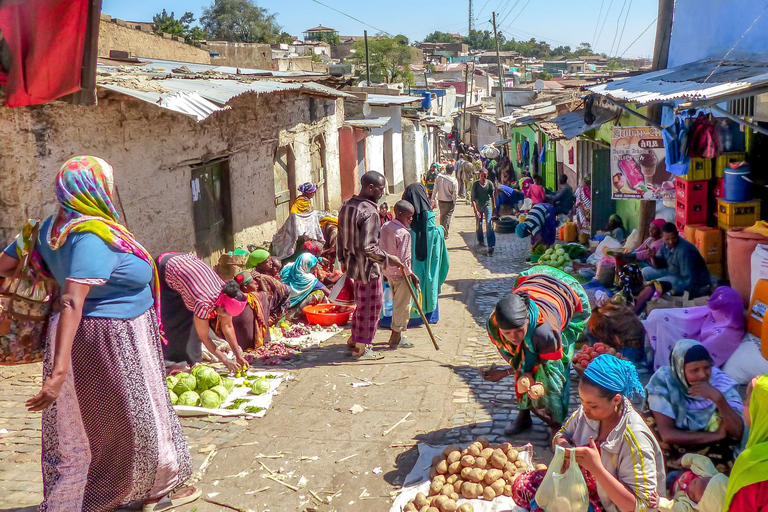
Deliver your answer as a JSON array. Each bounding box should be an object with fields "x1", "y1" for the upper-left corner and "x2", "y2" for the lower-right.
[{"x1": 0, "y1": 156, "x2": 198, "y2": 512}]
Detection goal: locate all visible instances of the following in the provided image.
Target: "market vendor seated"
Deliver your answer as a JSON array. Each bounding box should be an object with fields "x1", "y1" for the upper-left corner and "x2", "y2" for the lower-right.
[
  {"x1": 645, "y1": 340, "x2": 744, "y2": 474},
  {"x1": 290, "y1": 182, "x2": 317, "y2": 214},
  {"x1": 246, "y1": 249, "x2": 282, "y2": 278},
  {"x1": 642, "y1": 222, "x2": 711, "y2": 298},
  {"x1": 280, "y1": 252, "x2": 330, "y2": 320},
  {"x1": 610, "y1": 218, "x2": 664, "y2": 266}
]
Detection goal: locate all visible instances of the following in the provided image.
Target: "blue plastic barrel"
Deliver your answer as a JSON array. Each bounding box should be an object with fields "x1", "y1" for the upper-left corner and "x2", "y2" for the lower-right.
[
  {"x1": 724, "y1": 163, "x2": 752, "y2": 202},
  {"x1": 420, "y1": 91, "x2": 431, "y2": 110}
]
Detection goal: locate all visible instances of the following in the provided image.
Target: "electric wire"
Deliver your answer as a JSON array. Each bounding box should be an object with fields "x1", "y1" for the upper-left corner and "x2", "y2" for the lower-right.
[
  {"x1": 593, "y1": 0, "x2": 615, "y2": 50},
  {"x1": 309, "y1": 0, "x2": 391, "y2": 35},
  {"x1": 618, "y1": 15, "x2": 657, "y2": 58},
  {"x1": 613, "y1": 0, "x2": 633, "y2": 57},
  {"x1": 591, "y1": 0, "x2": 606, "y2": 50},
  {"x1": 608, "y1": 0, "x2": 628, "y2": 57}
]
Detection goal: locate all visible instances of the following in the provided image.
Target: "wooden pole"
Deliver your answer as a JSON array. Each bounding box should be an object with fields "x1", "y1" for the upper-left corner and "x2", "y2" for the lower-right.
[
  {"x1": 462, "y1": 63, "x2": 469, "y2": 144},
  {"x1": 469, "y1": 64, "x2": 476, "y2": 146},
  {"x1": 364, "y1": 30, "x2": 371, "y2": 86},
  {"x1": 492, "y1": 12, "x2": 508, "y2": 141},
  {"x1": 638, "y1": 0, "x2": 675, "y2": 241},
  {"x1": 402, "y1": 271, "x2": 439, "y2": 350},
  {"x1": 70, "y1": 0, "x2": 103, "y2": 105}
]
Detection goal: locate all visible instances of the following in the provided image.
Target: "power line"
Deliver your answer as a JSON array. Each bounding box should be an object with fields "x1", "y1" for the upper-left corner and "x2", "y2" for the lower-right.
[
  {"x1": 703, "y1": 1, "x2": 768, "y2": 84},
  {"x1": 504, "y1": 0, "x2": 531, "y2": 28},
  {"x1": 476, "y1": 0, "x2": 492, "y2": 20},
  {"x1": 498, "y1": 0, "x2": 522, "y2": 26},
  {"x1": 614, "y1": 0, "x2": 633, "y2": 57},
  {"x1": 594, "y1": 0, "x2": 615, "y2": 50},
  {"x1": 591, "y1": 0, "x2": 606, "y2": 49},
  {"x1": 308, "y1": 0, "x2": 391, "y2": 36},
  {"x1": 619, "y1": 16, "x2": 656, "y2": 58},
  {"x1": 608, "y1": 0, "x2": 629, "y2": 57}
]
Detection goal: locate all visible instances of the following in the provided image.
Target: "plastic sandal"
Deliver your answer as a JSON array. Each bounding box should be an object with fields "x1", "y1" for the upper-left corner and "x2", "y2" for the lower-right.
[
  {"x1": 390, "y1": 338, "x2": 414, "y2": 349},
  {"x1": 352, "y1": 347, "x2": 384, "y2": 360},
  {"x1": 143, "y1": 487, "x2": 201, "y2": 512}
]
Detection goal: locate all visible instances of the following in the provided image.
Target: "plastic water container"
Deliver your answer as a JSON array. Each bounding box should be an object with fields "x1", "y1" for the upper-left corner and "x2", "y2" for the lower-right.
[
  {"x1": 747, "y1": 279, "x2": 768, "y2": 337},
  {"x1": 382, "y1": 281, "x2": 393, "y2": 317},
  {"x1": 725, "y1": 163, "x2": 752, "y2": 202},
  {"x1": 563, "y1": 222, "x2": 577, "y2": 243}
]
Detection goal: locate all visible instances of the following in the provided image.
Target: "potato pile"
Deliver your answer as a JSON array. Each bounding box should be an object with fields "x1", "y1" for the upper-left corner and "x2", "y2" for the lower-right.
[{"x1": 402, "y1": 437, "x2": 547, "y2": 512}]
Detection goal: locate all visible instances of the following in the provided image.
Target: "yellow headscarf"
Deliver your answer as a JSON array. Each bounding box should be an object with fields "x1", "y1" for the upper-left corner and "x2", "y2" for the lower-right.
[{"x1": 725, "y1": 374, "x2": 768, "y2": 508}]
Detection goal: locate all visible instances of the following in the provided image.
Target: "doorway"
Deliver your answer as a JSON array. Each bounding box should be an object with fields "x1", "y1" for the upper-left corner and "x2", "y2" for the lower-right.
[
  {"x1": 309, "y1": 135, "x2": 328, "y2": 211},
  {"x1": 357, "y1": 139, "x2": 366, "y2": 180},
  {"x1": 383, "y1": 128, "x2": 394, "y2": 191},
  {"x1": 191, "y1": 160, "x2": 233, "y2": 266},
  {"x1": 274, "y1": 144, "x2": 296, "y2": 227},
  {"x1": 591, "y1": 148, "x2": 613, "y2": 236}
]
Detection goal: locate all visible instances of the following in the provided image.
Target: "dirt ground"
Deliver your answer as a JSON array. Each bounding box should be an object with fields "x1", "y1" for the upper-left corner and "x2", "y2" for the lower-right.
[{"x1": 1, "y1": 201, "x2": 566, "y2": 512}]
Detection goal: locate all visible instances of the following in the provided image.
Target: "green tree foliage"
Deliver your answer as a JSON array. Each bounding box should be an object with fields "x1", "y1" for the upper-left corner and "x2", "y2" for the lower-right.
[
  {"x1": 350, "y1": 34, "x2": 414, "y2": 85},
  {"x1": 200, "y1": 0, "x2": 283, "y2": 43},
  {"x1": 315, "y1": 32, "x2": 340, "y2": 45},
  {"x1": 152, "y1": 10, "x2": 207, "y2": 45},
  {"x1": 538, "y1": 70, "x2": 553, "y2": 80},
  {"x1": 423, "y1": 31, "x2": 458, "y2": 44}
]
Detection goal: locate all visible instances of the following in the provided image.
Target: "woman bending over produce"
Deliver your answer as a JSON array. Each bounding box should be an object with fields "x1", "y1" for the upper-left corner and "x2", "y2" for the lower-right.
[
  {"x1": 554, "y1": 355, "x2": 665, "y2": 512},
  {"x1": 482, "y1": 266, "x2": 591, "y2": 437}
]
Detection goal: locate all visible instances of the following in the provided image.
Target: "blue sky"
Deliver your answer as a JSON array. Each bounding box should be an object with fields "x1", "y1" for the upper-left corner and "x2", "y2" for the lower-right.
[{"x1": 102, "y1": 0, "x2": 658, "y2": 58}]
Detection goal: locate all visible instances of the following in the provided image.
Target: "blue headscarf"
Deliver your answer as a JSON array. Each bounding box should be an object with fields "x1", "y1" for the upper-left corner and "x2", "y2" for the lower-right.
[
  {"x1": 279, "y1": 253, "x2": 320, "y2": 307},
  {"x1": 583, "y1": 354, "x2": 646, "y2": 399}
]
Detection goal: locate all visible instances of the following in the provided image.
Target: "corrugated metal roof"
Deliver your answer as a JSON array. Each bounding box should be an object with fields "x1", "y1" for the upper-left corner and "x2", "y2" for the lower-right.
[
  {"x1": 588, "y1": 57, "x2": 768, "y2": 105},
  {"x1": 345, "y1": 117, "x2": 391, "y2": 128},
  {"x1": 498, "y1": 102, "x2": 558, "y2": 125},
  {"x1": 122, "y1": 57, "x2": 326, "y2": 78},
  {"x1": 99, "y1": 84, "x2": 224, "y2": 121},
  {"x1": 365, "y1": 94, "x2": 423, "y2": 106},
  {"x1": 548, "y1": 105, "x2": 620, "y2": 140}
]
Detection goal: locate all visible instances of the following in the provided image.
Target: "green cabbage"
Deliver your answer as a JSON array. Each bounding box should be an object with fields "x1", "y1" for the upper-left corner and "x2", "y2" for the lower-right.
[
  {"x1": 210, "y1": 385, "x2": 229, "y2": 402},
  {"x1": 169, "y1": 390, "x2": 178, "y2": 405},
  {"x1": 191, "y1": 364, "x2": 212, "y2": 377},
  {"x1": 251, "y1": 377, "x2": 270, "y2": 395},
  {"x1": 173, "y1": 372, "x2": 197, "y2": 395},
  {"x1": 176, "y1": 391, "x2": 200, "y2": 406},
  {"x1": 166, "y1": 375, "x2": 178, "y2": 390},
  {"x1": 200, "y1": 390, "x2": 222, "y2": 409},
  {"x1": 195, "y1": 368, "x2": 221, "y2": 392},
  {"x1": 221, "y1": 377, "x2": 235, "y2": 392}
]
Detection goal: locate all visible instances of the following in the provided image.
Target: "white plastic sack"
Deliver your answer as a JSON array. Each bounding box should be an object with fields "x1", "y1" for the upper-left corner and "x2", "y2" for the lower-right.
[
  {"x1": 722, "y1": 333, "x2": 768, "y2": 385},
  {"x1": 481, "y1": 144, "x2": 500, "y2": 159},
  {"x1": 534, "y1": 446, "x2": 589, "y2": 512},
  {"x1": 750, "y1": 244, "x2": 768, "y2": 303},
  {"x1": 586, "y1": 236, "x2": 622, "y2": 265},
  {"x1": 623, "y1": 229, "x2": 640, "y2": 253}
]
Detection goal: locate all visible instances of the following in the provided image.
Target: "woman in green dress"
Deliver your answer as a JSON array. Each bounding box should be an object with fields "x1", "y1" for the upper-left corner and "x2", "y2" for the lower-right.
[{"x1": 482, "y1": 266, "x2": 591, "y2": 436}]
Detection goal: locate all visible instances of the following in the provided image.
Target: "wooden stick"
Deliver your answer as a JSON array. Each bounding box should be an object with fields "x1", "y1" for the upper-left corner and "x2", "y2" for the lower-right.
[
  {"x1": 335, "y1": 453, "x2": 358, "y2": 463},
  {"x1": 402, "y1": 270, "x2": 440, "y2": 350},
  {"x1": 382, "y1": 412, "x2": 412, "y2": 436},
  {"x1": 202, "y1": 498, "x2": 247, "y2": 511},
  {"x1": 265, "y1": 475, "x2": 299, "y2": 491}
]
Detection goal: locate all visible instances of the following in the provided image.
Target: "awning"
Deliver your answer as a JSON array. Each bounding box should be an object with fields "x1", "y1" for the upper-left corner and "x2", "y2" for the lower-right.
[
  {"x1": 545, "y1": 104, "x2": 620, "y2": 140},
  {"x1": 345, "y1": 117, "x2": 391, "y2": 129},
  {"x1": 588, "y1": 57, "x2": 768, "y2": 106},
  {"x1": 497, "y1": 102, "x2": 558, "y2": 126}
]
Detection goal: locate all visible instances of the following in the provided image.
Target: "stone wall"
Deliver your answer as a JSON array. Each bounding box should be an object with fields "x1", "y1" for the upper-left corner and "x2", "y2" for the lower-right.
[
  {"x1": 0, "y1": 90, "x2": 344, "y2": 255},
  {"x1": 98, "y1": 15, "x2": 210, "y2": 63},
  {"x1": 207, "y1": 41, "x2": 271, "y2": 70}
]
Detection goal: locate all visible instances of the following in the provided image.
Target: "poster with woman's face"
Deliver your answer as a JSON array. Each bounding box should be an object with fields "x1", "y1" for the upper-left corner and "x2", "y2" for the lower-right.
[{"x1": 610, "y1": 126, "x2": 674, "y2": 200}]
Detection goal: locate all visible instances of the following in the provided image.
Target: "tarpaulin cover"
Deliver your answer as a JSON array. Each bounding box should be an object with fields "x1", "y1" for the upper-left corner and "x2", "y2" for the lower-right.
[{"x1": 0, "y1": 0, "x2": 89, "y2": 107}]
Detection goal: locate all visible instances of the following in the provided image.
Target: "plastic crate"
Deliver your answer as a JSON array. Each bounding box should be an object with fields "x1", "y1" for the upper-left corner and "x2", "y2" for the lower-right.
[
  {"x1": 715, "y1": 152, "x2": 747, "y2": 178},
  {"x1": 676, "y1": 199, "x2": 707, "y2": 227},
  {"x1": 675, "y1": 178, "x2": 708, "y2": 204},
  {"x1": 713, "y1": 177, "x2": 725, "y2": 198},
  {"x1": 679, "y1": 158, "x2": 713, "y2": 181},
  {"x1": 717, "y1": 199, "x2": 761, "y2": 231}
]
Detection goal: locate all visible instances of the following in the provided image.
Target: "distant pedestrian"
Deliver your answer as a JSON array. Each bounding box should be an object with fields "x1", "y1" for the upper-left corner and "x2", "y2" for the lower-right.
[
  {"x1": 528, "y1": 174, "x2": 547, "y2": 204},
  {"x1": 379, "y1": 202, "x2": 394, "y2": 226},
  {"x1": 431, "y1": 163, "x2": 458, "y2": 239},
  {"x1": 461, "y1": 155, "x2": 476, "y2": 204},
  {"x1": 456, "y1": 154, "x2": 466, "y2": 197},
  {"x1": 380, "y1": 200, "x2": 420, "y2": 349},
  {"x1": 424, "y1": 163, "x2": 439, "y2": 197},
  {"x1": 338, "y1": 171, "x2": 404, "y2": 360},
  {"x1": 472, "y1": 169, "x2": 496, "y2": 254},
  {"x1": 548, "y1": 174, "x2": 575, "y2": 217}
]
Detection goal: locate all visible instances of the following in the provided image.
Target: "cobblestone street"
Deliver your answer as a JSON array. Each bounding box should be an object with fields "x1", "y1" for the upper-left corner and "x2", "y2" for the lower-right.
[{"x1": 1, "y1": 203, "x2": 597, "y2": 512}]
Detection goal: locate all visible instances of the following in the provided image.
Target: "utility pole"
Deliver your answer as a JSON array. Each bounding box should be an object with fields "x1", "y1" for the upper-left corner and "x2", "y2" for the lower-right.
[
  {"x1": 469, "y1": 0, "x2": 475, "y2": 34},
  {"x1": 637, "y1": 0, "x2": 675, "y2": 240},
  {"x1": 462, "y1": 63, "x2": 469, "y2": 144},
  {"x1": 364, "y1": 30, "x2": 371, "y2": 86},
  {"x1": 492, "y1": 12, "x2": 508, "y2": 140}
]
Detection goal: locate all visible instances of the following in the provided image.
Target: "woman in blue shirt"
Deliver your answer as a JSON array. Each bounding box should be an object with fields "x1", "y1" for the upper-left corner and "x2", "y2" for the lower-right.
[{"x1": 0, "y1": 157, "x2": 198, "y2": 512}]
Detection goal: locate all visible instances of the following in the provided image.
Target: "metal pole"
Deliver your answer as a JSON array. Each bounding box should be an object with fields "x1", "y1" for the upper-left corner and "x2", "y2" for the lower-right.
[
  {"x1": 364, "y1": 30, "x2": 371, "y2": 86},
  {"x1": 469, "y1": 64, "x2": 475, "y2": 146},
  {"x1": 492, "y1": 12, "x2": 508, "y2": 140},
  {"x1": 462, "y1": 63, "x2": 469, "y2": 144}
]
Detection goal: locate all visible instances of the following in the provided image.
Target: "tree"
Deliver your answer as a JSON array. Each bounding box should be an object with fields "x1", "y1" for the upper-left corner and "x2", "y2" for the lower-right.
[
  {"x1": 424, "y1": 31, "x2": 458, "y2": 44},
  {"x1": 538, "y1": 70, "x2": 553, "y2": 80},
  {"x1": 350, "y1": 34, "x2": 414, "y2": 85},
  {"x1": 606, "y1": 59, "x2": 623, "y2": 71},
  {"x1": 575, "y1": 42, "x2": 593, "y2": 56},
  {"x1": 153, "y1": 10, "x2": 206, "y2": 45},
  {"x1": 200, "y1": 0, "x2": 283, "y2": 43}
]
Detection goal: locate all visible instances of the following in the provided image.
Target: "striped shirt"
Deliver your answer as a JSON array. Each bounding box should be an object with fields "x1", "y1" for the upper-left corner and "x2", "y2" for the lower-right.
[
  {"x1": 164, "y1": 253, "x2": 224, "y2": 319},
  {"x1": 558, "y1": 398, "x2": 665, "y2": 512},
  {"x1": 337, "y1": 195, "x2": 387, "y2": 284},
  {"x1": 524, "y1": 203, "x2": 549, "y2": 236}
]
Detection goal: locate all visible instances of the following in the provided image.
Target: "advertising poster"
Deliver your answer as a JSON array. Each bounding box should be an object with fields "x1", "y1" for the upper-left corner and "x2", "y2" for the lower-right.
[{"x1": 610, "y1": 126, "x2": 674, "y2": 200}]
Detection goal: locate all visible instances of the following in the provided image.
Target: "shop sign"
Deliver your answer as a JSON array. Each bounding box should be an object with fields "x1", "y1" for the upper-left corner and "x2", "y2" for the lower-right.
[{"x1": 610, "y1": 126, "x2": 673, "y2": 200}]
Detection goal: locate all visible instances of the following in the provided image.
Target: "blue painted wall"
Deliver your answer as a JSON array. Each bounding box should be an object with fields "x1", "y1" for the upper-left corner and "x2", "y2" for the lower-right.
[{"x1": 668, "y1": 0, "x2": 768, "y2": 67}]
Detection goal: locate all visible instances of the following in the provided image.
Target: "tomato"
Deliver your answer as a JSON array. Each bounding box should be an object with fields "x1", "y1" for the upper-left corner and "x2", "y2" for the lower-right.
[{"x1": 595, "y1": 345, "x2": 607, "y2": 354}]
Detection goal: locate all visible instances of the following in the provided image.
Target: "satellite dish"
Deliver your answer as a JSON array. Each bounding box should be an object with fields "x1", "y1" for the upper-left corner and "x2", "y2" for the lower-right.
[
  {"x1": 534, "y1": 79, "x2": 545, "y2": 92},
  {"x1": 363, "y1": 103, "x2": 372, "y2": 117}
]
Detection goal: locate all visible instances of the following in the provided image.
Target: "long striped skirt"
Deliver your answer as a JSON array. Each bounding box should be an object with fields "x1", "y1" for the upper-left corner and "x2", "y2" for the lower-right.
[{"x1": 40, "y1": 309, "x2": 192, "y2": 512}]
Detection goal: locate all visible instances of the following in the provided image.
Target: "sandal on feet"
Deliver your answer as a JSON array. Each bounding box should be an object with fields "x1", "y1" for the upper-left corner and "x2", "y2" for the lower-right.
[
  {"x1": 352, "y1": 346, "x2": 384, "y2": 360},
  {"x1": 390, "y1": 338, "x2": 414, "y2": 349},
  {"x1": 347, "y1": 340, "x2": 357, "y2": 349},
  {"x1": 143, "y1": 487, "x2": 201, "y2": 512}
]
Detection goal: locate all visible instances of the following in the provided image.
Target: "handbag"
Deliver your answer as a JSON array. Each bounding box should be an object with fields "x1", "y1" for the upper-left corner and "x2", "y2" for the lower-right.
[
  {"x1": 329, "y1": 274, "x2": 355, "y2": 306},
  {"x1": 534, "y1": 446, "x2": 589, "y2": 512},
  {"x1": 0, "y1": 221, "x2": 55, "y2": 365}
]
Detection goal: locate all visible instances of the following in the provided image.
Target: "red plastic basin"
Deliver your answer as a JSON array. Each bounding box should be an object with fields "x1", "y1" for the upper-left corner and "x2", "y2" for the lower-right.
[{"x1": 303, "y1": 304, "x2": 354, "y2": 326}]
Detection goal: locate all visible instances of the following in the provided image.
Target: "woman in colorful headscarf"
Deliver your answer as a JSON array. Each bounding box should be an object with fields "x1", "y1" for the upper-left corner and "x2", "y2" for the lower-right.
[
  {"x1": 574, "y1": 176, "x2": 592, "y2": 243},
  {"x1": 725, "y1": 375, "x2": 768, "y2": 511},
  {"x1": 0, "y1": 156, "x2": 199, "y2": 512},
  {"x1": 246, "y1": 248, "x2": 281, "y2": 278},
  {"x1": 301, "y1": 240, "x2": 342, "y2": 287},
  {"x1": 290, "y1": 182, "x2": 317, "y2": 214},
  {"x1": 550, "y1": 355, "x2": 665, "y2": 512},
  {"x1": 626, "y1": 218, "x2": 665, "y2": 265},
  {"x1": 231, "y1": 271, "x2": 272, "y2": 351},
  {"x1": 482, "y1": 266, "x2": 590, "y2": 436},
  {"x1": 280, "y1": 252, "x2": 330, "y2": 311},
  {"x1": 646, "y1": 339, "x2": 744, "y2": 474}
]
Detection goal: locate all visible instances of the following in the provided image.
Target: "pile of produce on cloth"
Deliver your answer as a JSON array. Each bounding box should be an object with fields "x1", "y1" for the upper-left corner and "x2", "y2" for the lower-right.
[
  {"x1": 168, "y1": 365, "x2": 285, "y2": 418},
  {"x1": 538, "y1": 246, "x2": 573, "y2": 271},
  {"x1": 393, "y1": 439, "x2": 546, "y2": 512},
  {"x1": 572, "y1": 342, "x2": 626, "y2": 374}
]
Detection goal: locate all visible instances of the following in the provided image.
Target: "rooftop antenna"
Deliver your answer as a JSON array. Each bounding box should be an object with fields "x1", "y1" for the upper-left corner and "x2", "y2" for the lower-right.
[{"x1": 469, "y1": 0, "x2": 475, "y2": 33}]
